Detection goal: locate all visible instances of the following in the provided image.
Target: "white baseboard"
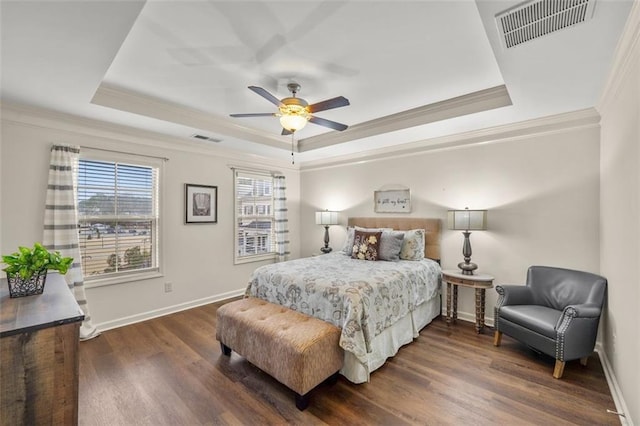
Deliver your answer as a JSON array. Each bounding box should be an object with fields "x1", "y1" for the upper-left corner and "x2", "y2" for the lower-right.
[
  {"x1": 94, "y1": 288, "x2": 245, "y2": 332},
  {"x1": 596, "y1": 343, "x2": 633, "y2": 426}
]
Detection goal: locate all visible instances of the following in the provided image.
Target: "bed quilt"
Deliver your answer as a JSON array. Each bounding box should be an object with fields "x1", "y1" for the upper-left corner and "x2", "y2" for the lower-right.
[{"x1": 245, "y1": 253, "x2": 441, "y2": 364}]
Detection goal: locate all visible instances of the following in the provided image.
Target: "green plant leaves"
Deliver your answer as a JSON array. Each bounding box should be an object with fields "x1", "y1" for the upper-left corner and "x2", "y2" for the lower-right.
[{"x1": 2, "y1": 243, "x2": 73, "y2": 279}]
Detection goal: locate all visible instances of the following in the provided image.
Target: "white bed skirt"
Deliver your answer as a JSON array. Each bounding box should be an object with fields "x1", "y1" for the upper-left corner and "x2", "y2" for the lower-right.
[{"x1": 340, "y1": 295, "x2": 441, "y2": 383}]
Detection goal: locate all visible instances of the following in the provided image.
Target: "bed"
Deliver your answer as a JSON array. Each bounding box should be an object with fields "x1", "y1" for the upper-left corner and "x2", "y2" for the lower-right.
[{"x1": 245, "y1": 217, "x2": 442, "y2": 383}]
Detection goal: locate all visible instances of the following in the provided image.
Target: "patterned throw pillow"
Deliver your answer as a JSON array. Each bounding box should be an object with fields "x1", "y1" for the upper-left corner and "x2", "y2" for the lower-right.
[
  {"x1": 399, "y1": 229, "x2": 425, "y2": 261},
  {"x1": 342, "y1": 226, "x2": 391, "y2": 254},
  {"x1": 342, "y1": 227, "x2": 356, "y2": 254},
  {"x1": 351, "y1": 230, "x2": 382, "y2": 261}
]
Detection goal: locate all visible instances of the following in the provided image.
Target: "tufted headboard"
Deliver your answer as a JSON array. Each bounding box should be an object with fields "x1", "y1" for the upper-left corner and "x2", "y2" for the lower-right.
[{"x1": 347, "y1": 217, "x2": 441, "y2": 262}]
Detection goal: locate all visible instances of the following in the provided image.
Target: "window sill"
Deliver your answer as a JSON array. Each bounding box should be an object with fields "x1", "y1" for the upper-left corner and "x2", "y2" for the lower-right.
[
  {"x1": 84, "y1": 270, "x2": 163, "y2": 289},
  {"x1": 234, "y1": 253, "x2": 276, "y2": 265}
]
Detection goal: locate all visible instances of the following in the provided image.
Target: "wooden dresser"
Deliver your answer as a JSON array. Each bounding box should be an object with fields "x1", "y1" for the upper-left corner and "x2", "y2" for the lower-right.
[{"x1": 1, "y1": 273, "x2": 84, "y2": 426}]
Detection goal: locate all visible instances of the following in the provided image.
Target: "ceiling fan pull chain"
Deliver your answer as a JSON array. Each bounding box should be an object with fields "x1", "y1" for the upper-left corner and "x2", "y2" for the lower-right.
[{"x1": 291, "y1": 133, "x2": 295, "y2": 164}]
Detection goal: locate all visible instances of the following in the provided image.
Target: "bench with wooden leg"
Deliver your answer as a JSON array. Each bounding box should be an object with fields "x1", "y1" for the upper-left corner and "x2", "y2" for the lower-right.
[{"x1": 216, "y1": 297, "x2": 344, "y2": 410}]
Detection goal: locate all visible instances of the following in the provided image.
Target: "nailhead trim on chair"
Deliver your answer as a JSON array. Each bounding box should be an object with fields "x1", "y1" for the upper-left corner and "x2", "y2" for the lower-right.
[
  {"x1": 555, "y1": 307, "x2": 577, "y2": 361},
  {"x1": 494, "y1": 286, "x2": 505, "y2": 331}
]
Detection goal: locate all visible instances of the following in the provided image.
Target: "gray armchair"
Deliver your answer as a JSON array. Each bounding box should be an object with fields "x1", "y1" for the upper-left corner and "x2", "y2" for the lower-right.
[{"x1": 493, "y1": 266, "x2": 607, "y2": 378}]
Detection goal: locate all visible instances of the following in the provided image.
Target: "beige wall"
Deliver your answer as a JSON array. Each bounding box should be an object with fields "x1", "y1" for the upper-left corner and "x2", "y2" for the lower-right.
[
  {"x1": 301, "y1": 125, "x2": 601, "y2": 323},
  {"x1": 0, "y1": 109, "x2": 300, "y2": 329},
  {"x1": 599, "y1": 2, "x2": 639, "y2": 423}
]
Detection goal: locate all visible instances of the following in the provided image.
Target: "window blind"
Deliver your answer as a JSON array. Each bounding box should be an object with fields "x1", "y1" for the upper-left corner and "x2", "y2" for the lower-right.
[
  {"x1": 77, "y1": 159, "x2": 159, "y2": 279},
  {"x1": 234, "y1": 170, "x2": 275, "y2": 261}
]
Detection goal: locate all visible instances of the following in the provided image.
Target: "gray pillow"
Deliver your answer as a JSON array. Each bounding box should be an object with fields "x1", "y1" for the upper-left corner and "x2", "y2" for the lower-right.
[{"x1": 379, "y1": 230, "x2": 405, "y2": 261}]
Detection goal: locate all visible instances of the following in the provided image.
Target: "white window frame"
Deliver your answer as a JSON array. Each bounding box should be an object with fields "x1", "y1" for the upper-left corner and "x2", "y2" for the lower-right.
[
  {"x1": 234, "y1": 169, "x2": 276, "y2": 264},
  {"x1": 77, "y1": 149, "x2": 164, "y2": 287}
]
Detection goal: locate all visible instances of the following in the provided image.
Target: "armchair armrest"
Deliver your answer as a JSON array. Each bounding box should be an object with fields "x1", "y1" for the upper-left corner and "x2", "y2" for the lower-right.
[
  {"x1": 561, "y1": 303, "x2": 602, "y2": 319},
  {"x1": 555, "y1": 303, "x2": 603, "y2": 361},
  {"x1": 495, "y1": 284, "x2": 534, "y2": 306}
]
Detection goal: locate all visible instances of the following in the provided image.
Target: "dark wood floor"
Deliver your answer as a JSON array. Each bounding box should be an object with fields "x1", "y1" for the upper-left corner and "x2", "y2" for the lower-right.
[{"x1": 79, "y1": 300, "x2": 619, "y2": 425}]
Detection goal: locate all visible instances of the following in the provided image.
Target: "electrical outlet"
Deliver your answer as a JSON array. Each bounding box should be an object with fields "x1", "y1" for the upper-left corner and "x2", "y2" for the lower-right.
[{"x1": 164, "y1": 282, "x2": 173, "y2": 293}]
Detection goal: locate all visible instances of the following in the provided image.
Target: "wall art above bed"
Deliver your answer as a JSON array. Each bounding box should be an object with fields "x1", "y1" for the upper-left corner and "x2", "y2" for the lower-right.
[{"x1": 374, "y1": 188, "x2": 411, "y2": 213}]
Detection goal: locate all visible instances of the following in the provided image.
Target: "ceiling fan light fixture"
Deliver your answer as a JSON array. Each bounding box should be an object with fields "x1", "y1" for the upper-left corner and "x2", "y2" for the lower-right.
[
  {"x1": 279, "y1": 104, "x2": 310, "y2": 132},
  {"x1": 231, "y1": 84, "x2": 349, "y2": 134}
]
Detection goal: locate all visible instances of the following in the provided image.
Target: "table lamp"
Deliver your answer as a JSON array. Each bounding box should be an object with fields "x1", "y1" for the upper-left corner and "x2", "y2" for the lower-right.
[
  {"x1": 448, "y1": 207, "x2": 487, "y2": 275},
  {"x1": 315, "y1": 210, "x2": 339, "y2": 253}
]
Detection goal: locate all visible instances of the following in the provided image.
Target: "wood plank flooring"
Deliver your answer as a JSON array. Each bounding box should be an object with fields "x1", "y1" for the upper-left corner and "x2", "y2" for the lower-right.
[{"x1": 78, "y1": 300, "x2": 620, "y2": 425}]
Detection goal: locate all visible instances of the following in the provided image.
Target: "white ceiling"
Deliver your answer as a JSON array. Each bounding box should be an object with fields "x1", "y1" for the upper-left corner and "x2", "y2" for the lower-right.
[{"x1": 1, "y1": 0, "x2": 633, "y2": 165}]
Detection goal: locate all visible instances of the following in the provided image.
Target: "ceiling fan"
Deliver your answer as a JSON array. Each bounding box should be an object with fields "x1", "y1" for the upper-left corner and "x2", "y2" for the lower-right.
[{"x1": 230, "y1": 83, "x2": 350, "y2": 135}]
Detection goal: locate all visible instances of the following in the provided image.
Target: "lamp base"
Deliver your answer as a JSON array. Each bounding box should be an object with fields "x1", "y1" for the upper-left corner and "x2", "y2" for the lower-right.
[
  {"x1": 320, "y1": 246, "x2": 333, "y2": 254},
  {"x1": 458, "y1": 261, "x2": 478, "y2": 275}
]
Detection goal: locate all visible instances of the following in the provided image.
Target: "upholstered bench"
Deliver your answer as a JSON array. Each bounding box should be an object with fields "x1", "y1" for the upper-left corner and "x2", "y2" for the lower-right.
[{"x1": 216, "y1": 297, "x2": 344, "y2": 410}]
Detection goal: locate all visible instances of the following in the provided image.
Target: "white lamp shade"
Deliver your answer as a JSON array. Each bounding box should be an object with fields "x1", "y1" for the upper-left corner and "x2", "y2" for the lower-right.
[
  {"x1": 315, "y1": 210, "x2": 339, "y2": 225},
  {"x1": 447, "y1": 209, "x2": 487, "y2": 231},
  {"x1": 280, "y1": 114, "x2": 308, "y2": 132}
]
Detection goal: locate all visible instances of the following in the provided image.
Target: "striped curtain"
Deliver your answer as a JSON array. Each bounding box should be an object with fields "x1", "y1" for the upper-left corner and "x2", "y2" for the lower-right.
[
  {"x1": 43, "y1": 145, "x2": 99, "y2": 340},
  {"x1": 273, "y1": 175, "x2": 290, "y2": 263}
]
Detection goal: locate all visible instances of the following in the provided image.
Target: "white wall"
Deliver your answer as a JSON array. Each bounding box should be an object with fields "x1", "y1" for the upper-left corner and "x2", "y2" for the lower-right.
[
  {"x1": 599, "y1": 2, "x2": 639, "y2": 423},
  {"x1": 301, "y1": 124, "x2": 601, "y2": 325},
  {"x1": 0, "y1": 106, "x2": 300, "y2": 329}
]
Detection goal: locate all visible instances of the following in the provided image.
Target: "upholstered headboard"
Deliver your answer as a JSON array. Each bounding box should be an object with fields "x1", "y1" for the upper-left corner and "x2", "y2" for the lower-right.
[{"x1": 347, "y1": 217, "x2": 441, "y2": 262}]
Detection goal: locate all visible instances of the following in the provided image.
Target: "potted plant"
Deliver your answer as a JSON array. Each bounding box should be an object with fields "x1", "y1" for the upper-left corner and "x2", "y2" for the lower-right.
[{"x1": 2, "y1": 242, "x2": 73, "y2": 298}]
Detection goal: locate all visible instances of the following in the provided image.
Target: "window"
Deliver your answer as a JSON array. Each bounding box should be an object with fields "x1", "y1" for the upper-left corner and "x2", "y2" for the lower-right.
[
  {"x1": 234, "y1": 170, "x2": 276, "y2": 263},
  {"x1": 76, "y1": 154, "x2": 161, "y2": 282}
]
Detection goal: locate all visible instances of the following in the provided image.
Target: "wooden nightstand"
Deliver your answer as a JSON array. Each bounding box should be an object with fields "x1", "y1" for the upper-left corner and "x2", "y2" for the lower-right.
[{"x1": 441, "y1": 269, "x2": 494, "y2": 334}]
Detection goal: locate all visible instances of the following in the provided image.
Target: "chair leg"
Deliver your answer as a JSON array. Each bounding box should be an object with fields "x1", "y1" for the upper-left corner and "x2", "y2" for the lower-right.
[
  {"x1": 553, "y1": 360, "x2": 565, "y2": 379},
  {"x1": 580, "y1": 356, "x2": 589, "y2": 367},
  {"x1": 493, "y1": 330, "x2": 502, "y2": 346}
]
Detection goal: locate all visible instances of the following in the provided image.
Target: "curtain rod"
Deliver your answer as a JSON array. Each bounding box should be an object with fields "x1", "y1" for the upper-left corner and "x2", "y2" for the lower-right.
[
  {"x1": 228, "y1": 164, "x2": 283, "y2": 176},
  {"x1": 80, "y1": 146, "x2": 169, "y2": 162}
]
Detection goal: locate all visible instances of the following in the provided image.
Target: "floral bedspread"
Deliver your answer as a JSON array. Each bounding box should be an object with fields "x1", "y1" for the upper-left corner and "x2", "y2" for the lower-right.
[{"x1": 245, "y1": 253, "x2": 441, "y2": 364}]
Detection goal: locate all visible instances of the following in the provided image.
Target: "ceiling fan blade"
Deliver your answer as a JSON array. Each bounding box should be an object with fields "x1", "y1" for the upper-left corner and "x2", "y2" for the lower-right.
[
  {"x1": 309, "y1": 116, "x2": 348, "y2": 131},
  {"x1": 248, "y1": 86, "x2": 283, "y2": 107},
  {"x1": 281, "y1": 128, "x2": 293, "y2": 136},
  {"x1": 308, "y1": 96, "x2": 350, "y2": 113},
  {"x1": 230, "y1": 113, "x2": 276, "y2": 117}
]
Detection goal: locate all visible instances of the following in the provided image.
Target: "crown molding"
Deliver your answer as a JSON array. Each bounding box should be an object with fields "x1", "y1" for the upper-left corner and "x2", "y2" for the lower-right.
[
  {"x1": 0, "y1": 101, "x2": 300, "y2": 171},
  {"x1": 300, "y1": 107, "x2": 600, "y2": 171},
  {"x1": 597, "y1": 0, "x2": 640, "y2": 112},
  {"x1": 91, "y1": 83, "x2": 290, "y2": 151},
  {"x1": 92, "y1": 83, "x2": 512, "y2": 155},
  {"x1": 297, "y1": 85, "x2": 512, "y2": 152}
]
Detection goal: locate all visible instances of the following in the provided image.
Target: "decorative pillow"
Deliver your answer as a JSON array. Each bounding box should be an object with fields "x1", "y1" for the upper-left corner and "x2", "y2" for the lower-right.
[
  {"x1": 342, "y1": 226, "x2": 392, "y2": 254},
  {"x1": 351, "y1": 230, "x2": 382, "y2": 261},
  {"x1": 399, "y1": 229, "x2": 425, "y2": 261},
  {"x1": 378, "y1": 230, "x2": 405, "y2": 261},
  {"x1": 342, "y1": 227, "x2": 356, "y2": 254}
]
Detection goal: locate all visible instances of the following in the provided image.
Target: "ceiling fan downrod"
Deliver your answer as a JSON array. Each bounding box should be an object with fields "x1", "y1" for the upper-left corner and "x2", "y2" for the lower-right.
[{"x1": 287, "y1": 83, "x2": 301, "y2": 97}]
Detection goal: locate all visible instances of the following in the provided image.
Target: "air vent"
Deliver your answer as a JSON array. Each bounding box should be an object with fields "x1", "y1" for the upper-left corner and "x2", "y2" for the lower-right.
[
  {"x1": 191, "y1": 134, "x2": 222, "y2": 143},
  {"x1": 496, "y1": 0, "x2": 595, "y2": 49}
]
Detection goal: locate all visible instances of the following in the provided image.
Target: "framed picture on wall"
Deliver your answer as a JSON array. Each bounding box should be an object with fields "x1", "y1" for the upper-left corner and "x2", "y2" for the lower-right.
[
  {"x1": 374, "y1": 189, "x2": 411, "y2": 213},
  {"x1": 185, "y1": 184, "x2": 217, "y2": 224}
]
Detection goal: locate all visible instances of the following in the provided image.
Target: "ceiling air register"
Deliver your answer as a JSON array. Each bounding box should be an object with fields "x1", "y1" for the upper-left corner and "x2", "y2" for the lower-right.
[{"x1": 496, "y1": 0, "x2": 596, "y2": 48}]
